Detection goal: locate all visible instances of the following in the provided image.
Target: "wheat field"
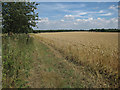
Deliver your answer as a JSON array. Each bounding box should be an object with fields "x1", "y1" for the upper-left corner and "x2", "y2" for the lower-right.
[{"x1": 35, "y1": 32, "x2": 119, "y2": 87}]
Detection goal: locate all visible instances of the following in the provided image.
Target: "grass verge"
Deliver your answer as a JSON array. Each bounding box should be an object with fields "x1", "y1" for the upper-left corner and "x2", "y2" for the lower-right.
[
  {"x1": 28, "y1": 35, "x2": 84, "y2": 88},
  {"x1": 2, "y1": 34, "x2": 34, "y2": 88}
]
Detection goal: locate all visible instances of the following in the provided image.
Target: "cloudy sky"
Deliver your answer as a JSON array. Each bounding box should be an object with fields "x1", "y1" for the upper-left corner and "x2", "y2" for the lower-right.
[{"x1": 34, "y1": 2, "x2": 118, "y2": 30}]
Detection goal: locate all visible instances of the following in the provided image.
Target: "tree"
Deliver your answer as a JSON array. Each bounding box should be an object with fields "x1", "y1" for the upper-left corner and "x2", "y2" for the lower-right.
[{"x1": 2, "y1": 1, "x2": 39, "y2": 34}]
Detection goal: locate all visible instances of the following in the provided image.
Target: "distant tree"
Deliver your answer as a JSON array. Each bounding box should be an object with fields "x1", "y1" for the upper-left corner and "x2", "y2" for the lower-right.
[{"x1": 2, "y1": 1, "x2": 39, "y2": 34}]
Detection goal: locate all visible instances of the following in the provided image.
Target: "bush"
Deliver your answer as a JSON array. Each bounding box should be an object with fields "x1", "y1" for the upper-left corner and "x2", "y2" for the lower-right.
[{"x1": 2, "y1": 34, "x2": 34, "y2": 88}]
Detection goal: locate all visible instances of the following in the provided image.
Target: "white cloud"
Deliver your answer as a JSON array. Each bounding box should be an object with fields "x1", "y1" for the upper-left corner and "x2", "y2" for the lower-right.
[
  {"x1": 88, "y1": 17, "x2": 93, "y2": 21},
  {"x1": 79, "y1": 12, "x2": 88, "y2": 15},
  {"x1": 74, "y1": 22, "x2": 78, "y2": 25},
  {"x1": 99, "y1": 10, "x2": 104, "y2": 13},
  {"x1": 100, "y1": 13, "x2": 112, "y2": 16},
  {"x1": 34, "y1": 17, "x2": 118, "y2": 30},
  {"x1": 76, "y1": 18, "x2": 93, "y2": 22},
  {"x1": 77, "y1": 18, "x2": 92, "y2": 22},
  {"x1": 88, "y1": 10, "x2": 104, "y2": 14},
  {"x1": 64, "y1": 15, "x2": 75, "y2": 19},
  {"x1": 64, "y1": 12, "x2": 87, "y2": 19},
  {"x1": 97, "y1": 17, "x2": 103, "y2": 20},
  {"x1": 109, "y1": 5, "x2": 118, "y2": 11},
  {"x1": 64, "y1": 10, "x2": 104, "y2": 15},
  {"x1": 76, "y1": 19, "x2": 82, "y2": 22},
  {"x1": 110, "y1": 18, "x2": 118, "y2": 22},
  {"x1": 61, "y1": 19, "x2": 64, "y2": 22}
]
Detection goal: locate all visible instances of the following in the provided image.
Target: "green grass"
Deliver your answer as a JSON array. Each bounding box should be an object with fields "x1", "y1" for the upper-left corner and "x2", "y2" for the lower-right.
[
  {"x1": 28, "y1": 35, "x2": 84, "y2": 88},
  {"x1": 2, "y1": 34, "x2": 87, "y2": 88},
  {"x1": 2, "y1": 34, "x2": 34, "y2": 88}
]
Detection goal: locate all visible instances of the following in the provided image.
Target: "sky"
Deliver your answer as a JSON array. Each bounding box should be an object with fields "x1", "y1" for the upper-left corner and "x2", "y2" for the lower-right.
[
  {"x1": 33, "y1": 2, "x2": 118, "y2": 30},
  {"x1": 30, "y1": 0, "x2": 119, "y2": 2},
  {"x1": 2, "y1": 0, "x2": 119, "y2": 2}
]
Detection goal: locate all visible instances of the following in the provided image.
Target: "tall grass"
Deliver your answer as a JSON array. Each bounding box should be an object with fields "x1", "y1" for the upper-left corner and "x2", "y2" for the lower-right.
[
  {"x1": 36, "y1": 32, "x2": 119, "y2": 88},
  {"x1": 2, "y1": 34, "x2": 34, "y2": 88}
]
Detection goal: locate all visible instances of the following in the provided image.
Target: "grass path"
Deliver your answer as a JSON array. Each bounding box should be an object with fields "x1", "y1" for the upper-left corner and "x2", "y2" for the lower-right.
[{"x1": 27, "y1": 35, "x2": 110, "y2": 88}]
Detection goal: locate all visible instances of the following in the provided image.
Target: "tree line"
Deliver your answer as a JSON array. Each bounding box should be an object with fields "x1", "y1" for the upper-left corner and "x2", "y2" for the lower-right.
[
  {"x1": 33, "y1": 29, "x2": 120, "y2": 33},
  {"x1": 89, "y1": 29, "x2": 120, "y2": 32}
]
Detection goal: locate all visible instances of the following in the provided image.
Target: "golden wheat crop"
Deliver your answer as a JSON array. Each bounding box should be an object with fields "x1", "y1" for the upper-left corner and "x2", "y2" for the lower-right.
[{"x1": 35, "y1": 32, "x2": 119, "y2": 86}]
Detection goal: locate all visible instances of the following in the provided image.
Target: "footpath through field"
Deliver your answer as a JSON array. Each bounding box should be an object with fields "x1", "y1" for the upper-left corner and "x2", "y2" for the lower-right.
[{"x1": 28, "y1": 34, "x2": 111, "y2": 88}]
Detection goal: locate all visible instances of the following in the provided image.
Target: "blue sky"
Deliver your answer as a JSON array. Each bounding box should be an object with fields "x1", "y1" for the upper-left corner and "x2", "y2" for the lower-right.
[
  {"x1": 30, "y1": 0, "x2": 119, "y2": 2},
  {"x1": 34, "y1": 2, "x2": 118, "y2": 30}
]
